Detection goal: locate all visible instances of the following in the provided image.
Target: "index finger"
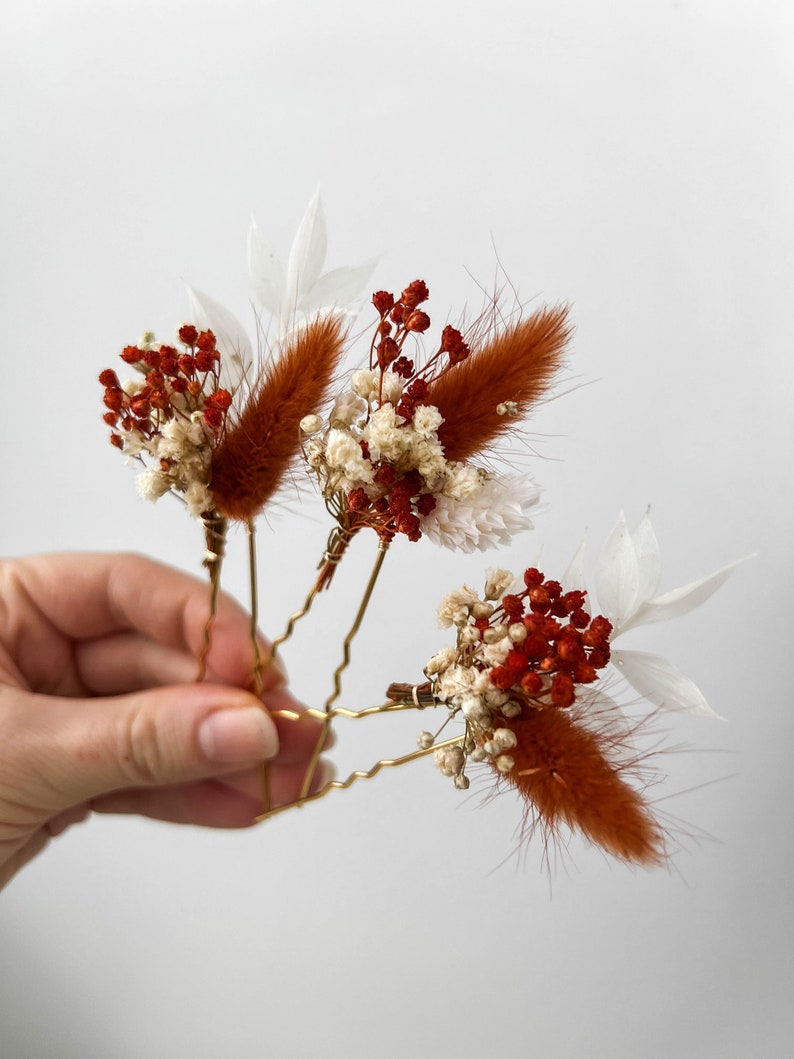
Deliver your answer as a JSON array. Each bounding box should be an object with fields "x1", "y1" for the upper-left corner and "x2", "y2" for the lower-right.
[{"x1": 2, "y1": 553, "x2": 281, "y2": 691}]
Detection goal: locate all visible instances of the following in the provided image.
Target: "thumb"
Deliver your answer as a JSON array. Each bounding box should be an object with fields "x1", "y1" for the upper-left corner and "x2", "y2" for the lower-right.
[{"x1": 8, "y1": 684, "x2": 279, "y2": 812}]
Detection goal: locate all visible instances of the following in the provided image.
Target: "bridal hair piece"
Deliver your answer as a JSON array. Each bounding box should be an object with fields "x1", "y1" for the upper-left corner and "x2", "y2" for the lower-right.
[{"x1": 99, "y1": 193, "x2": 742, "y2": 867}]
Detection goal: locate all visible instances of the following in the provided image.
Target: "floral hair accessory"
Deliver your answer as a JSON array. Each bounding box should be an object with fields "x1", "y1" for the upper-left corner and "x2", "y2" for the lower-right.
[
  {"x1": 99, "y1": 197, "x2": 743, "y2": 868},
  {"x1": 301, "y1": 281, "x2": 568, "y2": 591},
  {"x1": 385, "y1": 514, "x2": 742, "y2": 865}
]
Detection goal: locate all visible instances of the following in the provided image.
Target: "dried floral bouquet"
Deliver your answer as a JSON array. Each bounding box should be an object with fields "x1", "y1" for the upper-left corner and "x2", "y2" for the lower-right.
[{"x1": 99, "y1": 194, "x2": 741, "y2": 867}]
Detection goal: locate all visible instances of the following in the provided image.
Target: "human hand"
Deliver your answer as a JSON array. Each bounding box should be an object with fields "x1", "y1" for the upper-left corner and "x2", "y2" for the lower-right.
[{"x1": 0, "y1": 553, "x2": 329, "y2": 889}]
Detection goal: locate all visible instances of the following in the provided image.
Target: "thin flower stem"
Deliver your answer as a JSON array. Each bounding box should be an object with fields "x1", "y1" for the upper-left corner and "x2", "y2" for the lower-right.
[
  {"x1": 325, "y1": 539, "x2": 390, "y2": 711},
  {"x1": 244, "y1": 518, "x2": 271, "y2": 814},
  {"x1": 263, "y1": 518, "x2": 358, "y2": 678},
  {"x1": 196, "y1": 511, "x2": 228, "y2": 681},
  {"x1": 256, "y1": 735, "x2": 464, "y2": 822},
  {"x1": 265, "y1": 583, "x2": 322, "y2": 667},
  {"x1": 246, "y1": 518, "x2": 264, "y2": 695},
  {"x1": 257, "y1": 518, "x2": 361, "y2": 816},
  {"x1": 270, "y1": 699, "x2": 429, "y2": 724},
  {"x1": 297, "y1": 538, "x2": 390, "y2": 801}
]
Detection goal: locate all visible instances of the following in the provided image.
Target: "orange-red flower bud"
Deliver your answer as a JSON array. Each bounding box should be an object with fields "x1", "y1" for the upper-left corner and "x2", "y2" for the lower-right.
[
  {"x1": 195, "y1": 330, "x2": 217, "y2": 353},
  {"x1": 178, "y1": 324, "x2": 199, "y2": 345},
  {"x1": 372, "y1": 290, "x2": 395, "y2": 315},
  {"x1": 404, "y1": 310, "x2": 431, "y2": 333},
  {"x1": 103, "y1": 387, "x2": 124, "y2": 412},
  {"x1": 401, "y1": 280, "x2": 429, "y2": 309},
  {"x1": 207, "y1": 388, "x2": 232, "y2": 410},
  {"x1": 377, "y1": 337, "x2": 400, "y2": 368}
]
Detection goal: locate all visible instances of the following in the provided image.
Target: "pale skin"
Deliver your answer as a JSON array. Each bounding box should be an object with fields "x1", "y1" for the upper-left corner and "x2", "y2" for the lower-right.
[{"x1": 0, "y1": 553, "x2": 330, "y2": 890}]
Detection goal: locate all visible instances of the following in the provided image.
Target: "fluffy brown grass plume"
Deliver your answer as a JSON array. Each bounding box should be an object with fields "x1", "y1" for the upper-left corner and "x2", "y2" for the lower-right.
[
  {"x1": 428, "y1": 305, "x2": 571, "y2": 463},
  {"x1": 210, "y1": 314, "x2": 346, "y2": 520},
  {"x1": 495, "y1": 705, "x2": 665, "y2": 866}
]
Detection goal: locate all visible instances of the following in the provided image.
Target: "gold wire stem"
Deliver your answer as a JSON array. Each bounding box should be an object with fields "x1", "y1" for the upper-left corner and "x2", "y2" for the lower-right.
[
  {"x1": 325, "y1": 539, "x2": 390, "y2": 712},
  {"x1": 246, "y1": 518, "x2": 264, "y2": 695},
  {"x1": 298, "y1": 538, "x2": 391, "y2": 801},
  {"x1": 196, "y1": 511, "x2": 228, "y2": 682},
  {"x1": 262, "y1": 518, "x2": 358, "y2": 672},
  {"x1": 270, "y1": 699, "x2": 429, "y2": 725},
  {"x1": 256, "y1": 735, "x2": 464, "y2": 822},
  {"x1": 244, "y1": 517, "x2": 271, "y2": 815},
  {"x1": 265, "y1": 582, "x2": 321, "y2": 669}
]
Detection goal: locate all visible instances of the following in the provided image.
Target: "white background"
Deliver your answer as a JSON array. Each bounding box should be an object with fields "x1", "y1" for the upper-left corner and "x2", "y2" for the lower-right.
[{"x1": 1, "y1": 2, "x2": 791, "y2": 1057}]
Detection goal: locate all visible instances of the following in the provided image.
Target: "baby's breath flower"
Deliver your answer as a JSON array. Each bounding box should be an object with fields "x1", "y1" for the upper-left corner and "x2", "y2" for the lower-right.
[
  {"x1": 329, "y1": 392, "x2": 367, "y2": 427},
  {"x1": 493, "y1": 728, "x2": 518, "y2": 750},
  {"x1": 459, "y1": 693, "x2": 492, "y2": 726},
  {"x1": 324, "y1": 429, "x2": 375, "y2": 488},
  {"x1": 300, "y1": 414, "x2": 323, "y2": 434},
  {"x1": 482, "y1": 624, "x2": 508, "y2": 644},
  {"x1": 183, "y1": 480, "x2": 214, "y2": 517},
  {"x1": 412, "y1": 404, "x2": 443, "y2": 438},
  {"x1": 350, "y1": 368, "x2": 378, "y2": 400},
  {"x1": 434, "y1": 745, "x2": 465, "y2": 777},
  {"x1": 508, "y1": 622, "x2": 527, "y2": 643},
  {"x1": 440, "y1": 464, "x2": 483, "y2": 502},
  {"x1": 437, "y1": 586, "x2": 479, "y2": 628},
  {"x1": 366, "y1": 404, "x2": 407, "y2": 463},
  {"x1": 137, "y1": 467, "x2": 171, "y2": 502},
  {"x1": 479, "y1": 639, "x2": 511, "y2": 667},
  {"x1": 484, "y1": 569, "x2": 515, "y2": 601},
  {"x1": 424, "y1": 646, "x2": 457, "y2": 677},
  {"x1": 496, "y1": 400, "x2": 519, "y2": 416},
  {"x1": 500, "y1": 699, "x2": 523, "y2": 718},
  {"x1": 459, "y1": 625, "x2": 481, "y2": 645}
]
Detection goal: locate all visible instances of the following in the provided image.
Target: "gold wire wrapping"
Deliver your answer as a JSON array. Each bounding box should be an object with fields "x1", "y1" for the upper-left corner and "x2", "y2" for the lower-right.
[{"x1": 196, "y1": 510, "x2": 228, "y2": 681}]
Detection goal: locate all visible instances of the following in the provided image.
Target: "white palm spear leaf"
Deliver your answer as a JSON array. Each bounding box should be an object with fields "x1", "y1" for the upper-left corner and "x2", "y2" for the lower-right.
[
  {"x1": 185, "y1": 285, "x2": 254, "y2": 393},
  {"x1": 186, "y1": 191, "x2": 376, "y2": 390},
  {"x1": 248, "y1": 189, "x2": 376, "y2": 334},
  {"x1": 565, "y1": 511, "x2": 745, "y2": 718}
]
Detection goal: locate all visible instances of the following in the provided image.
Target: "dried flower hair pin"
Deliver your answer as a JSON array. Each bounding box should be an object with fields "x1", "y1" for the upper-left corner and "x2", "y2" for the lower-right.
[
  {"x1": 99, "y1": 194, "x2": 742, "y2": 866},
  {"x1": 101, "y1": 192, "x2": 371, "y2": 688}
]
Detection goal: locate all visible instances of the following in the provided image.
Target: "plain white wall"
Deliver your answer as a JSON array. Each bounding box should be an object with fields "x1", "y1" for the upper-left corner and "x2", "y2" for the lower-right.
[{"x1": 1, "y1": 2, "x2": 791, "y2": 1057}]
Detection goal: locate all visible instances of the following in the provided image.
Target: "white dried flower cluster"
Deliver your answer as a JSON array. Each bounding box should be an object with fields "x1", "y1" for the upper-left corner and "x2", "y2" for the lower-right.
[
  {"x1": 419, "y1": 473, "x2": 539, "y2": 552},
  {"x1": 307, "y1": 397, "x2": 450, "y2": 491},
  {"x1": 420, "y1": 575, "x2": 532, "y2": 787},
  {"x1": 350, "y1": 367, "x2": 405, "y2": 407},
  {"x1": 134, "y1": 412, "x2": 215, "y2": 517},
  {"x1": 305, "y1": 375, "x2": 540, "y2": 551}
]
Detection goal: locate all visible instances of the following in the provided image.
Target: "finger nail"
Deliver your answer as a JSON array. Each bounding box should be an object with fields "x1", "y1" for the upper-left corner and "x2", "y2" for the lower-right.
[{"x1": 198, "y1": 706, "x2": 279, "y2": 764}]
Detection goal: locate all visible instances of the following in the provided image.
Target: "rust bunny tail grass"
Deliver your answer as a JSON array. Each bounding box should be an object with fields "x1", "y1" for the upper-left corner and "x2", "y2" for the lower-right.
[
  {"x1": 495, "y1": 706, "x2": 666, "y2": 867},
  {"x1": 210, "y1": 314, "x2": 347, "y2": 520},
  {"x1": 428, "y1": 305, "x2": 572, "y2": 463}
]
